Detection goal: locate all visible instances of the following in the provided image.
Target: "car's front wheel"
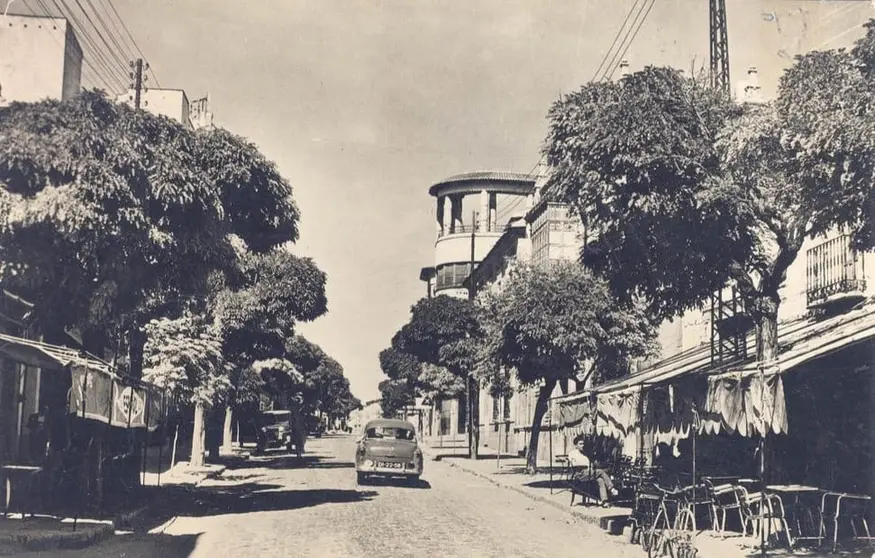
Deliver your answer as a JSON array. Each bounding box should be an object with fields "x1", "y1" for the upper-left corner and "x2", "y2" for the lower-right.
[{"x1": 356, "y1": 472, "x2": 367, "y2": 485}]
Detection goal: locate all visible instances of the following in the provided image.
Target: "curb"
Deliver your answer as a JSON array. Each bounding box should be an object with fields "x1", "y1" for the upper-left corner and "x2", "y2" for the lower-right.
[
  {"x1": 428, "y1": 453, "x2": 628, "y2": 533},
  {"x1": 0, "y1": 522, "x2": 114, "y2": 555}
]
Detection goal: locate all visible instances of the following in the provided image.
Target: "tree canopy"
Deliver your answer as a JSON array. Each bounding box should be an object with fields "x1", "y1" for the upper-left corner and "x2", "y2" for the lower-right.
[
  {"x1": 477, "y1": 260, "x2": 656, "y2": 471},
  {"x1": 0, "y1": 91, "x2": 304, "y2": 355},
  {"x1": 544, "y1": 48, "x2": 875, "y2": 360}
]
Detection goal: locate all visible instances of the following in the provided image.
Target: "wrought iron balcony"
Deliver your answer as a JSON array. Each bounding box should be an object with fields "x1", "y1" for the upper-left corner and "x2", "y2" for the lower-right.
[{"x1": 806, "y1": 234, "x2": 867, "y2": 309}]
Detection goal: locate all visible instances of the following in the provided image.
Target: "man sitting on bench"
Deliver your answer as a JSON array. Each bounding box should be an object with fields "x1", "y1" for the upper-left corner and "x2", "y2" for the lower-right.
[{"x1": 568, "y1": 435, "x2": 618, "y2": 508}]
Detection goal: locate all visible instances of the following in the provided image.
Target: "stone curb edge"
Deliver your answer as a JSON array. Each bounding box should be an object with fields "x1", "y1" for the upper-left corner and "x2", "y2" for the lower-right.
[
  {"x1": 0, "y1": 522, "x2": 114, "y2": 554},
  {"x1": 427, "y1": 453, "x2": 627, "y2": 534}
]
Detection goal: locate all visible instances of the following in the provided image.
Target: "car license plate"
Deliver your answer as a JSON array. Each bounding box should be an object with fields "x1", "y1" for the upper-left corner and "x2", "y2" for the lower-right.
[{"x1": 377, "y1": 462, "x2": 403, "y2": 469}]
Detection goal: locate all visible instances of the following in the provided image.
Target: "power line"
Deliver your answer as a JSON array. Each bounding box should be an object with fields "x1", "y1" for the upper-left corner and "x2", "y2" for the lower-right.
[
  {"x1": 46, "y1": 0, "x2": 128, "y2": 90},
  {"x1": 30, "y1": 0, "x2": 120, "y2": 91},
  {"x1": 590, "y1": 0, "x2": 642, "y2": 83},
  {"x1": 605, "y1": 0, "x2": 657, "y2": 82},
  {"x1": 99, "y1": 0, "x2": 160, "y2": 87}
]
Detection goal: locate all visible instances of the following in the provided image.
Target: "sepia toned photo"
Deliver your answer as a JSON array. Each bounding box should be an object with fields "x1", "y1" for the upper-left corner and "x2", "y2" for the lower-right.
[{"x1": 0, "y1": 1, "x2": 874, "y2": 556}]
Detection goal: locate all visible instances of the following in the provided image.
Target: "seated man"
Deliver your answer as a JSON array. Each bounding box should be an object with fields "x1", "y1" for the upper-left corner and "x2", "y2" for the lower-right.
[{"x1": 568, "y1": 436, "x2": 618, "y2": 508}]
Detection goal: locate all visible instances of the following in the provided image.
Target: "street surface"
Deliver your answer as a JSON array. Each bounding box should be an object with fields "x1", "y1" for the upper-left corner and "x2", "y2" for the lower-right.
[{"x1": 40, "y1": 434, "x2": 644, "y2": 558}]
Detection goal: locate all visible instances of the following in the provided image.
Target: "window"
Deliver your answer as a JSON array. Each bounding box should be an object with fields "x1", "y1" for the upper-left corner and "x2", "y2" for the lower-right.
[
  {"x1": 435, "y1": 262, "x2": 473, "y2": 290},
  {"x1": 366, "y1": 426, "x2": 415, "y2": 440}
]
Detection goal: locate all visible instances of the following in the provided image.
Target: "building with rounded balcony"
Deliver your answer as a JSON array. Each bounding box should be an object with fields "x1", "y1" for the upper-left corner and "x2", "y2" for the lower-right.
[{"x1": 421, "y1": 171, "x2": 536, "y2": 299}]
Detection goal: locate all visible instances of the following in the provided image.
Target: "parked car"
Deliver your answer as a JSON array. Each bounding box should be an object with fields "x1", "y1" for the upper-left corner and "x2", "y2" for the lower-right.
[
  {"x1": 255, "y1": 410, "x2": 296, "y2": 454},
  {"x1": 306, "y1": 417, "x2": 325, "y2": 438},
  {"x1": 354, "y1": 418, "x2": 423, "y2": 484}
]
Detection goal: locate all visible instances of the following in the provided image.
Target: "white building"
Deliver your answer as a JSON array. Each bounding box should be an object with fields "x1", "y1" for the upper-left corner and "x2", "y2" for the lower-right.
[
  {"x1": 0, "y1": 14, "x2": 82, "y2": 105},
  {"x1": 115, "y1": 88, "x2": 214, "y2": 130},
  {"x1": 418, "y1": 171, "x2": 536, "y2": 444}
]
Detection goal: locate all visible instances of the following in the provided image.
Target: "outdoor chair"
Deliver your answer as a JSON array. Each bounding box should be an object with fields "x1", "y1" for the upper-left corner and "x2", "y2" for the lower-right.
[
  {"x1": 568, "y1": 466, "x2": 605, "y2": 506},
  {"x1": 703, "y1": 477, "x2": 747, "y2": 533},
  {"x1": 739, "y1": 488, "x2": 794, "y2": 549}
]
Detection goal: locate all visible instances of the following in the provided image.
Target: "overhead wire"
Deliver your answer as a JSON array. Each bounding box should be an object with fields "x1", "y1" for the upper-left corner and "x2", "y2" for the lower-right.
[
  {"x1": 46, "y1": 0, "x2": 128, "y2": 91},
  {"x1": 590, "y1": 0, "x2": 643, "y2": 83},
  {"x1": 99, "y1": 0, "x2": 160, "y2": 87},
  {"x1": 604, "y1": 0, "x2": 657, "y2": 81},
  {"x1": 30, "y1": 0, "x2": 119, "y2": 91}
]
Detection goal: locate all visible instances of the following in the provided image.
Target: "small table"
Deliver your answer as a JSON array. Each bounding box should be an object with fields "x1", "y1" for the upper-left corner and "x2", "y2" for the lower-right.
[
  {"x1": 1, "y1": 465, "x2": 43, "y2": 517},
  {"x1": 819, "y1": 491, "x2": 873, "y2": 552},
  {"x1": 768, "y1": 485, "x2": 825, "y2": 546}
]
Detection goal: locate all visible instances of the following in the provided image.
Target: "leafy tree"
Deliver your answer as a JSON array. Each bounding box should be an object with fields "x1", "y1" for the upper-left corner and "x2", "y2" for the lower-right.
[
  {"x1": 378, "y1": 378, "x2": 415, "y2": 419},
  {"x1": 378, "y1": 347, "x2": 420, "y2": 383},
  {"x1": 392, "y1": 295, "x2": 483, "y2": 457},
  {"x1": 478, "y1": 261, "x2": 656, "y2": 473},
  {"x1": 142, "y1": 315, "x2": 229, "y2": 467},
  {"x1": 544, "y1": 64, "x2": 842, "y2": 363},
  {"x1": 0, "y1": 91, "x2": 305, "y2": 369},
  {"x1": 775, "y1": 21, "x2": 875, "y2": 251}
]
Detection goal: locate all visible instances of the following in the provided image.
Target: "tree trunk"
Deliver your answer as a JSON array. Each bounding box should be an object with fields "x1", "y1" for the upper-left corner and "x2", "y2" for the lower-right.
[
  {"x1": 467, "y1": 376, "x2": 480, "y2": 459},
  {"x1": 221, "y1": 405, "x2": 234, "y2": 455},
  {"x1": 526, "y1": 378, "x2": 558, "y2": 475},
  {"x1": 127, "y1": 326, "x2": 147, "y2": 378},
  {"x1": 754, "y1": 294, "x2": 780, "y2": 363},
  {"x1": 190, "y1": 401, "x2": 206, "y2": 468}
]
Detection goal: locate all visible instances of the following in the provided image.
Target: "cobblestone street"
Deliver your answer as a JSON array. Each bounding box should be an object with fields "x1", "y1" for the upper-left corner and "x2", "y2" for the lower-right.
[{"x1": 35, "y1": 434, "x2": 644, "y2": 558}]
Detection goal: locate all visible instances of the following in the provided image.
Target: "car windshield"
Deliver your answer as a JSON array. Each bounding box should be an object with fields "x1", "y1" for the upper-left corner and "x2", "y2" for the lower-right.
[
  {"x1": 366, "y1": 426, "x2": 415, "y2": 441},
  {"x1": 261, "y1": 413, "x2": 290, "y2": 425}
]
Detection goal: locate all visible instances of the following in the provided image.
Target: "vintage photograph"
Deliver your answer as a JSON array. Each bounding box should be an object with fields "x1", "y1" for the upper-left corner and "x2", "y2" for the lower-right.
[{"x1": 0, "y1": 1, "x2": 873, "y2": 556}]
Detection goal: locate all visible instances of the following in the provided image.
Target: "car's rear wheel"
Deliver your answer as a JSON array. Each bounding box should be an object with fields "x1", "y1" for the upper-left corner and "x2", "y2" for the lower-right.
[{"x1": 408, "y1": 475, "x2": 420, "y2": 485}]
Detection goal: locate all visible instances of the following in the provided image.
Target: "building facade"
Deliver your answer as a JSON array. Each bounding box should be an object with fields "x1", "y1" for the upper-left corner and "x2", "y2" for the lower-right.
[
  {"x1": 0, "y1": 15, "x2": 82, "y2": 105},
  {"x1": 115, "y1": 88, "x2": 214, "y2": 130},
  {"x1": 419, "y1": 171, "x2": 536, "y2": 445}
]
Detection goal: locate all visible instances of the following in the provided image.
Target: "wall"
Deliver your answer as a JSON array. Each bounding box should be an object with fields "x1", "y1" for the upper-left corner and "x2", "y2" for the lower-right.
[
  {"x1": 116, "y1": 88, "x2": 191, "y2": 129},
  {"x1": 0, "y1": 16, "x2": 82, "y2": 103}
]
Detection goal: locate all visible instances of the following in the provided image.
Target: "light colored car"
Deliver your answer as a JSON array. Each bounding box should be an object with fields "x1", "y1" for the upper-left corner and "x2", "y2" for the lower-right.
[{"x1": 355, "y1": 418, "x2": 423, "y2": 484}]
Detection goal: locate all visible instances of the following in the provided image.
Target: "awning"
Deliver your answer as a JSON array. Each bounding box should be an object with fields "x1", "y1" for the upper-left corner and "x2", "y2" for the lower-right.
[
  {"x1": 0, "y1": 333, "x2": 165, "y2": 431},
  {"x1": 0, "y1": 333, "x2": 112, "y2": 374},
  {"x1": 551, "y1": 303, "x2": 875, "y2": 440}
]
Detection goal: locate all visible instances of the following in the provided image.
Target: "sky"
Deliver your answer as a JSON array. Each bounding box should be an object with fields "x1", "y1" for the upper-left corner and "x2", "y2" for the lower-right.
[{"x1": 14, "y1": 0, "x2": 872, "y2": 402}]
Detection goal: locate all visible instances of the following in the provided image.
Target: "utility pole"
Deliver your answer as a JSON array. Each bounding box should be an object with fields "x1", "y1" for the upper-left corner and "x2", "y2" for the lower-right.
[
  {"x1": 129, "y1": 58, "x2": 149, "y2": 110},
  {"x1": 466, "y1": 210, "x2": 479, "y2": 459}
]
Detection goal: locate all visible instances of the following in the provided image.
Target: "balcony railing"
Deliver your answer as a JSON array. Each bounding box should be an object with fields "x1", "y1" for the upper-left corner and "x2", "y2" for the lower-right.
[{"x1": 806, "y1": 235, "x2": 866, "y2": 309}]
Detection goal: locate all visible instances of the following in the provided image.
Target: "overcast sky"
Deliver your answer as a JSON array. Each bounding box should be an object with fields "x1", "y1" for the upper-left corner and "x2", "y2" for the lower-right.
[{"x1": 18, "y1": 0, "x2": 872, "y2": 402}]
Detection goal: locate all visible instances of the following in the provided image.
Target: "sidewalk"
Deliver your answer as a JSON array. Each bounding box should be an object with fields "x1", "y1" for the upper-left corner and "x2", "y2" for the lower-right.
[
  {"x1": 0, "y1": 457, "x2": 231, "y2": 555},
  {"x1": 420, "y1": 443, "x2": 873, "y2": 558},
  {"x1": 421, "y1": 443, "x2": 631, "y2": 532}
]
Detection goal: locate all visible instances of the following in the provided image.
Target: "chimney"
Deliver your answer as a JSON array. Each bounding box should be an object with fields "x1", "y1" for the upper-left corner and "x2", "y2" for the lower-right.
[
  {"x1": 742, "y1": 66, "x2": 763, "y2": 104},
  {"x1": 619, "y1": 59, "x2": 630, "y2": 77}
]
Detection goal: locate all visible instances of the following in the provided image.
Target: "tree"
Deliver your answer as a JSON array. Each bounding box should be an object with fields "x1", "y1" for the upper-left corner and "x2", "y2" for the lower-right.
[
  {"x1": 544, "y1": 65, "x2": 838, "y2": 364},
  {"x1": 392, "y1": 296, "x2": 482, "y2": 458},
  {"x1": 142, "y1": 315, "x2": 229, "y2": 467},
  {"x1": 214, "y1": 251, "x2": 327, "y2": 452},
  {"x1": 478, "y1": 261, "x2": 656, "y2": 473},
  {"x1": 0, "y1": 91, "x2": 306, "y2": 371},
  {"x1": 378, "y1": 378, "x2": 415, "y2": 419},
  {"x1": 775, "y1": 21, "x2": 875, "y2": 251}
]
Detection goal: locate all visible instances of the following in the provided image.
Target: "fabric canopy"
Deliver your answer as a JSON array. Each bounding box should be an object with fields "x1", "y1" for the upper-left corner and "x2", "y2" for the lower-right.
[
  {"x1": 703, "y1": 371, "x2": 787, "y2": 437},
  {"x1": 557, "y1": 394, "x2": 596, "y2": 439},
  {"x1": 0, "y1": 333, "x2": 164, "y2": 431},
  {"x1": 596, "y1": 388, "x2": 641, "y2": 440}
]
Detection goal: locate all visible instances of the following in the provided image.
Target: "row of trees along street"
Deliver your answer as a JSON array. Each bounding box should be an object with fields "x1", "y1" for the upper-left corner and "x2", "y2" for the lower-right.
[
  {"x1": 0, "y1": 91, "x2": 360, "y2": 471},
  {"x1": 380, "y1": 20, "x2": 875, "y2": 474}
]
